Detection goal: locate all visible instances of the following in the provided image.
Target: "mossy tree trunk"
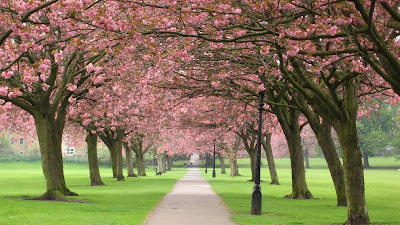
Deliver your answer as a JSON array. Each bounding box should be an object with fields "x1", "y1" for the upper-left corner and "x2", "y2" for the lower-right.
[
  {"x1": 123, "y1": 143, "x2": 137, "y2": 177},
  {"x1": 86, "y1": 131, "x2": 105, "y2": 186},
  {"x1": 297, "y1": 91, "x2": 346, "y2": 206},
  {"x1": 262, "y1": 132, "x2": 279, "y2": 185},
  {"x1": 33, "y1": 112, "x2": 78, "y2": 200},
  {"x1": 274, "y1": 105, "x2": 313, "y2": 199},
  {"x1": 330, "y1": 80, "x2": 369, "y2": 224}
]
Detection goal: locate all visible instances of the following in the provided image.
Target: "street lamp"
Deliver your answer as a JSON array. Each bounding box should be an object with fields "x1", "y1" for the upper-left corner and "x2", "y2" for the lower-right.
[
  {"x1": 212, "y1": 139, "x2": 216, "y2": 178},
  {"x1": 251, "y1": 83, "x2": 265, "y2": 215}
]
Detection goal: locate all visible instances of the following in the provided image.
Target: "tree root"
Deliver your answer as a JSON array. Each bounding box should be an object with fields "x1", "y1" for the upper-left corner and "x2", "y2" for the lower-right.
[{"x1": 284, "y1": 191, "x2": 314, "y2": 199}]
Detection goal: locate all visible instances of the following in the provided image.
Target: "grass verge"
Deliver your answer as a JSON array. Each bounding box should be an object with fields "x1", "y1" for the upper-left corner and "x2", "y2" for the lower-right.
[
  {"x1": 0, "y1": 161, "x2": 187, "y2": 225},
  {"x1": 202, "y1": 157, "x2": 400, "y2": 225}
]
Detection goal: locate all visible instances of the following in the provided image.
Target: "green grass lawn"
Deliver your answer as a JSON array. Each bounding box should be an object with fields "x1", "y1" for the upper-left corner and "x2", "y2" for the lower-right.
[
  {"x1": 0, "y1": 162, "x2": 187, "y2": 225},
  {"x1": 203, "y1": 157, "x2": 400, "y2": 225}
]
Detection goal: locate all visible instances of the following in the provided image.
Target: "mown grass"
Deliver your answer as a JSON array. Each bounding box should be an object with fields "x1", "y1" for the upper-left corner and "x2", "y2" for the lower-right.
[
  {"x1": 203, "y1": 157, "x2": 400, "y2": 225},
  {"x1": 0, "y1": 162, "x2": 187, "y2": 225}
]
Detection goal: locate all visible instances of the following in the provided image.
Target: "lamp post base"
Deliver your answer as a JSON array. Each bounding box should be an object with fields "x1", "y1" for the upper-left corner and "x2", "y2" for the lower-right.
[
  {"x1": 251, "y1": 184, "x2": 262, "y2": 215},
  {"x1": 205, "y1": 168, "x2": 207, "y2": 173},
  {"x1": 212, "y1": 169, "x2": 216, "y2": 178}
]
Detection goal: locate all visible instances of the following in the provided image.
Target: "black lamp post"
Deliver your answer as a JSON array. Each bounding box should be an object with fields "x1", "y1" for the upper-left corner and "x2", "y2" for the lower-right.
[
  {"x1": 251, "y1": 84, "x2": 265, "y2": 215},
  {"x1": 212, "y1": 139, "x2": 216, "y2": 178},
  {"x1": 205, "y1": 153, "x2": 208, "y2": 173}
]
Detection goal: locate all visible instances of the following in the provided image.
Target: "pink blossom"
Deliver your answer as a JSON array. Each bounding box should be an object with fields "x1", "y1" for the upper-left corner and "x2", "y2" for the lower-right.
[
  {"x1": 67, "y1": 84, "x2": 77, "y2": 92},
  {"x1": 68, "y1": 97, "x2": 76, "y2": 103},
  {"x1": 258, "y1": 83, "x2": 266, "y2": 92},
  {"x1": 211, "y1": 81, "x2": 221, "y2": 88},
  {"x1": 38, "y1": 59, "x2": 51, "y2": 74},
  {"x1": 327, "y1": 25, "x2": 338, "y2": 36},
  {"x1": 20, "y1": 43, "x2": 29, "y2": 52},
  {"x1": 287, "y1": 49, "x2": 299, "y2": 57},
  {"x1": 54, "y1": 51, "x2": 63, "y2": 63},
  {"x1": 41, "y1": 83, "x2": 50, "y2": 91},
  {"x1": 0, "y1": 86, "x2": 8, "y2": 96},
  {"x1": 86, "y1": 63, "x2": 95, "y2": 72},
  {"x1": 260, "y1": 45, "x2": 270, "y2": 55},
  {"x1": 1, "y1": 71, "x2": 13, "y2": 79}
]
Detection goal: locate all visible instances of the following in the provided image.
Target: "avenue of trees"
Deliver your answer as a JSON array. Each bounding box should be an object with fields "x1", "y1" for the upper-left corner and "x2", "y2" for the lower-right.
[{"x1": 1, "y1": 1, "x2": 400, "y2": 224}]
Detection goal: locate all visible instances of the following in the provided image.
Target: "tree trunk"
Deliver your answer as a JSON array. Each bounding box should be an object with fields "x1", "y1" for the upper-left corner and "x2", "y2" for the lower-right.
[
  {"x1": 114, "y1": 135, "x2": 125, "y2": 181},
  {"x1": 124, "y1": 144, "x2": 137, "y2": 177},
  {"x1": 248, "y1": 150, "x2": 257, "y2": 181},
  {"x1": 135, "y1": 153, "x2": 146, "y2": 176},
  {"x1": 86, "y1": 132, "x2": 105, "y2": 186},
  {"x1": 304, "y1": 147, "x2": 310, "y2": 169},
  {"x1": 285, "y1": 133, "x2": 313, "y2": 199},
  {"x1": 33, "y1": 114, "x2": 77, "y2": 200},
  {"x1": 166, "y1": 155, "x2": 172, "y2": 171},
  {"x1": 334, "y1": 122, "x2": 370, "y2": 224},
  {"x1": 229, "y1": 159, "x2": 240, "y2": 176},
  {"x1": 314, "y1": 121, "x2": 347, "y2": 206},
  {"x1": 219, "y1": 155, "x2": 226, "y2": 174},
  {"x1": 109, "y1": 146, "x2": 117, "y2": 178},
  {"x1": 158, "y1": 154, "x2": 166, "y2": 173},
  {"x1": 275, "y1": 106, "x2": 313, "y2": 199},
  {"x1": 262, "y1": 133, "x2": 279, "y2": 185},
  {"x1": 363, "y1": 154, "x2": 370, "y2": 169},
  {"x1": 330, "y1": 80, "x2": 370, "y2": 224}
]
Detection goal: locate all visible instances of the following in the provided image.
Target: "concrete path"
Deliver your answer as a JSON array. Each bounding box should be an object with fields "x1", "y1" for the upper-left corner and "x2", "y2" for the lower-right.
[{"x1": 145, "y1": 168, "x2": 236, "y2": 225}]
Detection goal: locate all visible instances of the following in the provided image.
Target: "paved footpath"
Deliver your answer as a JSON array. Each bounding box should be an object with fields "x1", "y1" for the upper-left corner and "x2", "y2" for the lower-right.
[{"x1": 145, "y1": 168, "x2": 236, "y2": 225}]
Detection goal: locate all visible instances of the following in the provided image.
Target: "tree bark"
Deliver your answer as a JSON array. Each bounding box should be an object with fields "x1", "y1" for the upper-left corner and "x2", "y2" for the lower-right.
[
  {"x1": 86, "y1": 132, "x2": 105, "y2": 186},
  {"x1": 262, "y1": 133, "x2": 279, "y2": 185},
  {"x1": 124, "y1": 144, "x2": 137, "y2": 177},
  {"x1": 135, "y1": 152, "x2": 146, "y2": 176},
  {"x1": 319, "y1": 80, "x2": 369, "y2": 223},
  {"x1": 275, "y1": 106, "x2": 313, "y2": 199},
  {"x1": 166, "y1": 155, "x2": 172, "y2": 171},
  {"x1": 33, "y1": 114, "x2": 77, "y2": 200},
  {"x1": 114, "y1": 134, "x2": 125, "y2": 181},
  {"x1": 229, "y1": 159, "x2": 240, "y2": 176},
  {"x1": 303, "y1": 147, "x2": 310, "y2": 169},
  {"x1": 239, "y1": 129, "x2": 257, "y2": 181},
  {"x1": 99, "y1": 130, "x2": 124, "y2": 181},
  {"x1": 314, "y1": 121, "x2": 347, "y2": 206},
  {"x1": 158, "y1": 153, "x2": 167, "y2": 173},
  {"x1": 219, "y1": 155, "x2": 226, "y2": 174}
]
